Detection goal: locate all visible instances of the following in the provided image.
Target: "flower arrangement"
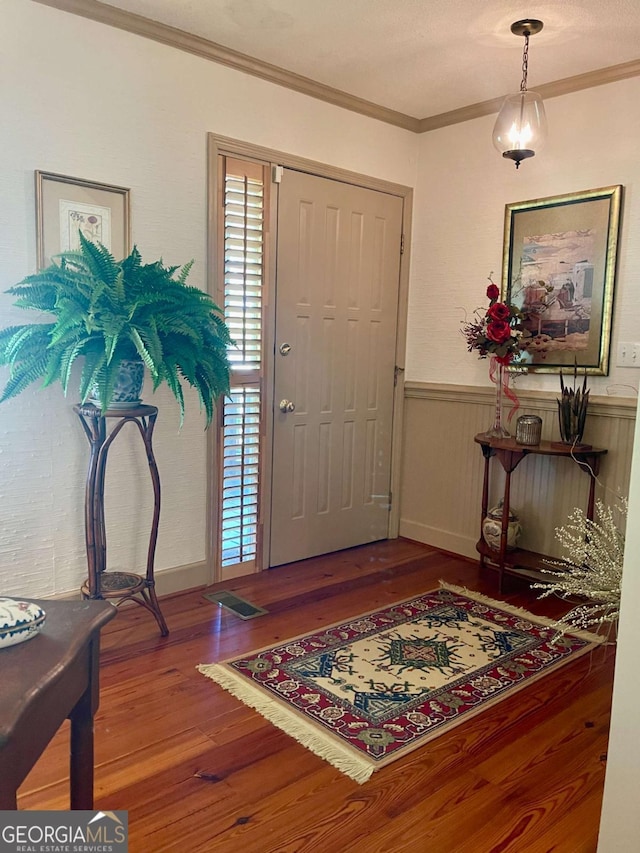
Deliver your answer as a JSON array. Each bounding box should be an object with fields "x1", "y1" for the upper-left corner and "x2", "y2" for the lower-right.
[
  {"x1": 462, "y1": 278, "x2": 526, "y2": 365},
  {"x1": 462, "y1": 276, "x2": 529, "y2": 436},
  {"x1": 533, "y1": 498, "x2": 626, "y2": 640}
]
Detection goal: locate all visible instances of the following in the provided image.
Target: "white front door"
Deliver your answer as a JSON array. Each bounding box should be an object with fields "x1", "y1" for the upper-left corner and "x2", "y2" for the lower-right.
[{"x1": 269, "y1": 168, "x2": 403, "y2": 567}]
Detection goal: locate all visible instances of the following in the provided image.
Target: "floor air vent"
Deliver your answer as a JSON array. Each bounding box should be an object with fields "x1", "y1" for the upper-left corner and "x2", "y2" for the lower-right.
[{"x1": 203, "y1": 590, "x2": 268, "y2": 620}]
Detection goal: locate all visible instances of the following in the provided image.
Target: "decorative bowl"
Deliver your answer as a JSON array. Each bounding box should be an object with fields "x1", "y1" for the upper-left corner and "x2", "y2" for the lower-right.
[{"x1": 0, "y1": 597, "x2": 46, "y2": 649}]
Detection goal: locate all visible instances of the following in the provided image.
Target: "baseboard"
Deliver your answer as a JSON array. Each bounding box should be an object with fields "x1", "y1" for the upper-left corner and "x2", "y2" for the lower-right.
[
  {"x1": 39, "y1": 588, "x2": 84, "y2": 602},
  {"x1": 399, "y1": 519, "x2": 477, "y2": 561},
  {"x1": 40, "y1": 560, "x2": 211, "y2": 601},
  {"x1": 154, "y1": 560, "x2": 211, "y2": 596}
]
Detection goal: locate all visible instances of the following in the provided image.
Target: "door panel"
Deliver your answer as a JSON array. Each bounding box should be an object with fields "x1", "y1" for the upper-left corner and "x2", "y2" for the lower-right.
[{"x1": 269, "y1": 169, "x2": 403, "y2": 567}]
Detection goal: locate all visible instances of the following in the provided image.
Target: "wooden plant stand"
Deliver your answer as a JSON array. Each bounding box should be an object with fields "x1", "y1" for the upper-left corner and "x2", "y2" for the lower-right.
[{"x1": 75, "y1": 404, "x2": 168, "y2": 636}]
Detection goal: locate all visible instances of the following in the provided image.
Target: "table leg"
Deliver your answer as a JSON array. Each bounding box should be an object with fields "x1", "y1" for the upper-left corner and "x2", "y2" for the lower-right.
[
  {"x1": 498, "y1": 470, "x2": 513, "y2": 594},
  {"x1": 585, "y1": 455, "x2": 601, "y2": 521},
  {"x1": 69, "y1": 687, "x2": 94, "y2": 810},
  {"x1": 479, "y1": 446, "x2": 492, "y2": 570},
  {"x1": 0, "y1": 783, "x2": 17, "y2": 810}
]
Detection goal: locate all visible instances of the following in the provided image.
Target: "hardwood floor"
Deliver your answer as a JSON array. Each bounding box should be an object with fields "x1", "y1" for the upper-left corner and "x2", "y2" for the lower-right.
[{"x1": 17, "y1": 539, "x2": 614, "y2": 852}]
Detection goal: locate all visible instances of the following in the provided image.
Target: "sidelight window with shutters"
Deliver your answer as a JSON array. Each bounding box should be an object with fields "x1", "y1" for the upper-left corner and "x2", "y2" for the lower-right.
[{"x1": 217, "y1": 156, "x2": 268, "y2": 573}]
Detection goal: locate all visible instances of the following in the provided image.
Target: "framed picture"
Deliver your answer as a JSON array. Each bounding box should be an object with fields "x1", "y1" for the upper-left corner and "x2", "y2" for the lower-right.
[
  {"x1": 502, "y1": 185, "x2": 622, "y2": 374},
  {"x1": 35, "y1": 171, "x2": 131, "y2": 269}
]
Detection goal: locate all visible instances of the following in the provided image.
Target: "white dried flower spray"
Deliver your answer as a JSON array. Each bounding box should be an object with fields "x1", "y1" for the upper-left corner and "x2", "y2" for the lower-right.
[{"x1": 532, "y1": 498, "x2": 626, "y2": 638}]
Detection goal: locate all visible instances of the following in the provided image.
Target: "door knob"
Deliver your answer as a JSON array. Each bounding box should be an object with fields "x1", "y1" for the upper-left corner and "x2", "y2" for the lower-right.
[{"x1": 279, "y1": 399, "x2": 296, "y2": 413}]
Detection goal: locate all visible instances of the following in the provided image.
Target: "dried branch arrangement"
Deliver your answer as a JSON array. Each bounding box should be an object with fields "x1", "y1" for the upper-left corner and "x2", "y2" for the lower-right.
[{"x1": 533, "y1": 498, "x2": 626, "y2": 639}]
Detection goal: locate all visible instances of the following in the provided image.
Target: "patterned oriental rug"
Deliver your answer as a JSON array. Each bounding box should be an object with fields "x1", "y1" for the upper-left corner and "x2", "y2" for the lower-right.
[{"x1": 197, "y1": 583, "x2": 602, "y2": 784}]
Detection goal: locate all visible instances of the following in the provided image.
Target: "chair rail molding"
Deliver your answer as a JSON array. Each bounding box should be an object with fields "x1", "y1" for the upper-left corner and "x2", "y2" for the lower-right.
[{"x1": 404, "y1": 381, "x2": 638, "y2": 420}]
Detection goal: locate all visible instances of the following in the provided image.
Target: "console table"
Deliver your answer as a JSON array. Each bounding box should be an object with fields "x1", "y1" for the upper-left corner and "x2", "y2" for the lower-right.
[
  {"x1": 474, "y1": 434, "x2": 608, "y2": 591},
  {"x1": 75, "y1": 404, "x2": 168, "y2": 636},
  {"x1": 0, "y1": 599, "x2": 115, "y2": 809}
]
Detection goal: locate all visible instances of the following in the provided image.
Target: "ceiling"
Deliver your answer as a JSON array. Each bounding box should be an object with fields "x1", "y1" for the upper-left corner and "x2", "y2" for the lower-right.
[{"x1": 54, "y1": 0, "x2": 640, "y2": 122}]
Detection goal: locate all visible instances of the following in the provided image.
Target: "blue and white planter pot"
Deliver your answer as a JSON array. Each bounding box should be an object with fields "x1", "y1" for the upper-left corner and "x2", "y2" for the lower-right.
[
  {"x1": 89, "y1": 358, "x2": 145, "y2": 410},
  {"x1": 0, "y1": 598, "x2": 46, "y2": 649}
]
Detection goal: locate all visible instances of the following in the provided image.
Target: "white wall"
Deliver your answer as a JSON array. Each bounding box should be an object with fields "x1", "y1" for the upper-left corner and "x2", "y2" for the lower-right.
[{"x1": 0, "y1": 0, "x2": 418, "y2": 597}]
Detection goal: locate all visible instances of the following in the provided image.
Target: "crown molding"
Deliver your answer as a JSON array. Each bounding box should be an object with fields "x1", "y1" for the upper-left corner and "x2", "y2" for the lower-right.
[
  {"x1": 32, "y1": 0, "x2": 421, "y2": 132},
  {"x1": 418, "y1": 58, "x2": 640, "y2": 132},
  {"x1": 32, "y1": 0, "x2": 640, "y2": 135}
]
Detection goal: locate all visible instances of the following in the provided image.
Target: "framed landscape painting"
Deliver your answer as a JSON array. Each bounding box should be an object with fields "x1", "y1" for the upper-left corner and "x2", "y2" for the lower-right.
[
  {"x1": 35, "y1": 171, "x2": 131, "y2": 269},
  {"x1": 502, "y1": 185, "x2": 622, "y2": 374}
]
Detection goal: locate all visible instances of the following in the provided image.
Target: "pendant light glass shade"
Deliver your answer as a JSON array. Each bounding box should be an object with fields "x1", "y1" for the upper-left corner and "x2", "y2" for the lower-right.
[{"x1": 492, "y1": 91, "x2": 547, "y2": 168}]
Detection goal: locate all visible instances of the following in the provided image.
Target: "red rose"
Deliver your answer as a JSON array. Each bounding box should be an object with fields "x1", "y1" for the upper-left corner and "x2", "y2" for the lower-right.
[
  {"x1": 486, "y1": 283, "x2": 500, "y2": 300},
  {"x1": 487, "y1": 302, "x2": 510, "y2": 322},
  {"x1": 486, "y1": 319, "x2": 511, "y2": 344}
]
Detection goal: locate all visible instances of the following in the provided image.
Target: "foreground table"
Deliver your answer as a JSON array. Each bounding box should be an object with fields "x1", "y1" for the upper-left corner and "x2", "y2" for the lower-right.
[{"x1": 0, "y1": 598, "x2": 116, "y2": 809}]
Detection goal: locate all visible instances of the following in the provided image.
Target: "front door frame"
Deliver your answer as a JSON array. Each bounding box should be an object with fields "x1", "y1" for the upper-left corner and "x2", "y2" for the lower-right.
[{"x1": 206, "y1": 133, "x2": 414, "y2": 581}]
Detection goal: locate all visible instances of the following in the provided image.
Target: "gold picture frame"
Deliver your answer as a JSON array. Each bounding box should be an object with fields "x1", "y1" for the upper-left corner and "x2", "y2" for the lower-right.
[
  {"x1": 502, "y1": 185, "x2": 622, "y2": 374},
  {"x1": 35, "y1": 171, "x2": 131, "y2": 269}
]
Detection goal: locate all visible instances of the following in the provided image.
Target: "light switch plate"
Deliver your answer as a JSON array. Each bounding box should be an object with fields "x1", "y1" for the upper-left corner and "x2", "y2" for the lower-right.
[{"x1": 616, "y1": 342, "x2": 640, "y2": 367}]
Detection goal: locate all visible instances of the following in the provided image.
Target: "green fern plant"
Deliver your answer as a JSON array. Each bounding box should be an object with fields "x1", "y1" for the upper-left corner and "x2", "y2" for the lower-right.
[{"x1": 0, "y1": 234, "x2": 231, "y2": 426}]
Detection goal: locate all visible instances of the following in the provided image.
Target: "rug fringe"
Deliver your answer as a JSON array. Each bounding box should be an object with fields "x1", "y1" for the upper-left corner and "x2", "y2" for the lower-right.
[
  {"x1": 438, "y1": 581, "x2": 605, "y2": 645},
  {"x1": 196, "y1": 663, "x2": 374, "y2": 784}
]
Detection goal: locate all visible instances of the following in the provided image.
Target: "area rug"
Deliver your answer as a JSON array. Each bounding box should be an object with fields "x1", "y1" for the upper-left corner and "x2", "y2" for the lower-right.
[{"x1": 197, "y1": 583, "x2": 602, "y2": 783}]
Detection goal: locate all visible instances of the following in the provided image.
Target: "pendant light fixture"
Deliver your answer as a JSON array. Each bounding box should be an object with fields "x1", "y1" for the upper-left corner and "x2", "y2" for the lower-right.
[{"x1": 493, "y1": 19, "x2": 547, "y2": 169}]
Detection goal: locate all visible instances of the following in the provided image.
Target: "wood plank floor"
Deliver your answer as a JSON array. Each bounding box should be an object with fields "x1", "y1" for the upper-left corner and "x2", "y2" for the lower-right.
[{"x1": 17, "y1": 539, "x2": 614, "y2": 852}]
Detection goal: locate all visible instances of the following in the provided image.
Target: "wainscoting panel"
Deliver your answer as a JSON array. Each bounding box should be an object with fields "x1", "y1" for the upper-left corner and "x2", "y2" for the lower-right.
[{"x1": 399, "y1": 383, "x2": 636, "y2": 563}]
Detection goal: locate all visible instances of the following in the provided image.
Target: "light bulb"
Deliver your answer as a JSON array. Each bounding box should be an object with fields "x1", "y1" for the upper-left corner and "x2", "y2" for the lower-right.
[{"x1": 507, "y1": 121, "x2": 532, "y2": 148}]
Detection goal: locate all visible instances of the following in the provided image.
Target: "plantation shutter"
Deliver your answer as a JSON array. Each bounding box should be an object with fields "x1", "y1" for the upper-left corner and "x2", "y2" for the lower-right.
[{"x1": 219, "y1": 157, "x2": 266, "y2": 571}]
